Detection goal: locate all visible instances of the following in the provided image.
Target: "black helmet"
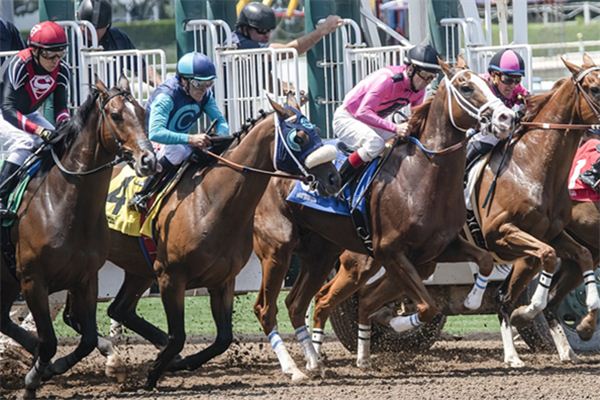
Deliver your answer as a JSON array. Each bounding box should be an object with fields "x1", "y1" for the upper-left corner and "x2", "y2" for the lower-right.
[
  {"x1": 77, "y1": 0, "x2": 112, "y2": 29},
  {"x1": 237, "y1": 2, "x2": 276, "y2": 31},
  {"x1": 405, "y1": 44, "x2": 441, "y2": 73}
]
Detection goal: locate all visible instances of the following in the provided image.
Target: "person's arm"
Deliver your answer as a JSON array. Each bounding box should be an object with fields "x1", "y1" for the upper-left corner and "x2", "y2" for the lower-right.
[
  {"x1": 352, "y1": 74, "x2": 397, "y2": 133},
  {"x1": 0, "y1": 64, "x2": 41, "y2": 135},
  {"x1": 270, "y1": 15, "x2": 341, "y2": 56},
  {"x1": 147, "y1": 93, "x2": 190, "y2": 144},
  {"x1": 203, "y1": 94, "x2": 229, "y2": 136},
  {"x1": 9, "y1": 22, "x2": 25, "y2": 50},
  {"x1": 53, "y1": 63, "x2": 70, "y2": 125}
]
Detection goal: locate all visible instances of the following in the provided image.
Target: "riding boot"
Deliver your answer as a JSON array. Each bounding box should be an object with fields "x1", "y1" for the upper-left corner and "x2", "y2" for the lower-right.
[
  {"x1": 0, "y1": 161, "x2": 21, "y2": 219},
  {"x1": 338, "y1": 151, "x2": 366, "y2": 189},
  {"x1": 465, "y1": 140, "x2": 494, "y2": 171},
  {"x1": 129, "y1": 157, "x2": 175, "y2": 213},
  {"x1": 579, "y1": 159, "x2": 600, "y2": 192}
]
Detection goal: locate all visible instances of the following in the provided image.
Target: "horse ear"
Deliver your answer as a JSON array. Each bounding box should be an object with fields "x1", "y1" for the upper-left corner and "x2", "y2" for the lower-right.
[
  {"x1": 582, "y1": 53, "x2": 596, "y2": 68},
  {"x1": 266, "y1": 93, "x2": 288, "y2": 118},
  {"x1": 286, "y1": 92, "x2": 301, "y2": 110},
  {"x1": 118, "y1": 74, "x2": 131, "y2": 93},
  {"x1": 455, "y1": 54, "x2": 467, "y2": 69},
  {"x1": 95, "y1": 75, "x2": 108, "y2": 96},
  {"x1": 438, "y1": 56, "x2": 453, "y2": 79},
  {"x1": 562, "y1": 57, "x2": 583, "y2": 76}
]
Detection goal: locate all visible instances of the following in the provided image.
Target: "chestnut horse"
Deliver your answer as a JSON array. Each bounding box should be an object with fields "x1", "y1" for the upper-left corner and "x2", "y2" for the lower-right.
[
  {"x1": 0, "y1": 78, "x2": 156, "y2": 396},
  {"x1": 251, "y1": 58, "x2": 515, "y2": 381},
  {"x1": 105, "y1": 96, "x2": 340, "y2": 389},
  {"x1": 319, "y1": 56, "x2": 600, "y2": 368}
]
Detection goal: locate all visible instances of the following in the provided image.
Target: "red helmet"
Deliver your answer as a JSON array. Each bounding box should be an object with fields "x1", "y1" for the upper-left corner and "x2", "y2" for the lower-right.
[{"x1": 28, "y1": 21, "x2": 68, "y2": 50}]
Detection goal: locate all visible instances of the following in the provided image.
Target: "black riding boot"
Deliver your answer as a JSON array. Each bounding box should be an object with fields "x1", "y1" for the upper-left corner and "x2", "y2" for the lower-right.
[
  {"x1": 579, "y1": 159, "x2": 600, "y2": 192},
  {"x1": 129, "y1": 157, "x2": 175, "y2": 213},
  {"x1": 338, "y1": 158, "x2": 365, "y2": 189},
  {"x1": 0, "y1": 161, "x2": 21, "y2": 219},
  {"x1": 465, "y1": 140, "x2": 494, "y2": 170}
]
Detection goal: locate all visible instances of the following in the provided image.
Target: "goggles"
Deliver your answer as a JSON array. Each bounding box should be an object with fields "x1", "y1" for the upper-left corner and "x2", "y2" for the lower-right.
[
  {"x1": 499, "y1": 74, "x2": 522, "y2": 85},
  {"x1": 189, "y1": 79, "x2": 214, "y2": 90},
  {"x1": 253, "y1": 27, "x2": 273, "y2": 35},
  {"x1": 39, "y1": 48, "x2": 66, "y2": 61},
  {"x1": 416, "y1": 69, "x2": 437, "y2": 82}
]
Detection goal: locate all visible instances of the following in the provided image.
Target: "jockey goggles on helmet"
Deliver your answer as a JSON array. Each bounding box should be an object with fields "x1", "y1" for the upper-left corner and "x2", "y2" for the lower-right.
[
  {"x1": 498, "y1": 74, "x2": 522, "y2": 86},
  {"x1": 189, "y1": 79, "x2": 214, "y2": 90}
]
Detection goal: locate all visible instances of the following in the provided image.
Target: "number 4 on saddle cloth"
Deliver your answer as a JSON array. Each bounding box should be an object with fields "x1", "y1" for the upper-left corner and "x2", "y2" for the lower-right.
[
  {"x1": 105, "y1": 137, "x2": 235, "y2": 268},
  {"x1": 286, "y1": 140, "x2": 381, "y2": 256}
]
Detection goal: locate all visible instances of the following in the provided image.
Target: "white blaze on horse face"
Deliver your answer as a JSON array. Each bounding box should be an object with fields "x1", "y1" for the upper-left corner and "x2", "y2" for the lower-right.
[{"x1": 468, "y1": 72, "x2": 515, "y2": 139}]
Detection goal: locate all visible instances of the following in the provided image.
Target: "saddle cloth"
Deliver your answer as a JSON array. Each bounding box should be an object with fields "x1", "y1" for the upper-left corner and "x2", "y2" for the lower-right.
[{"x1": 568, "y1": 139, "x2": 600, "y2": 202}]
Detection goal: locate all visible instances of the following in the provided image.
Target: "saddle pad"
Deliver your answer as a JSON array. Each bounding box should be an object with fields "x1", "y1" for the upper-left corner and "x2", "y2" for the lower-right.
[
  {"x1": 1, "y1": 159, "x2": 42, "y2": 228},
  {"x1": 568, "y1": 139, "x2": 600, "y2": 202}
]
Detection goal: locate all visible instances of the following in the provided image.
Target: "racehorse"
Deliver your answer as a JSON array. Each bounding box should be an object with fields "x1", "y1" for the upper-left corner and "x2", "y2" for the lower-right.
[
  {"x1": 251, "y1": 57, "x2": 516, "y2": 381},
  {"x1": 0, "y1": 77, "x2": 157, "y2": 396},
  {"x1": 318, "y1": 55, "x2": 600, "y2": 368},
  {"x1": 104, "y1": 95, "x2": 340, "y2": 389}
]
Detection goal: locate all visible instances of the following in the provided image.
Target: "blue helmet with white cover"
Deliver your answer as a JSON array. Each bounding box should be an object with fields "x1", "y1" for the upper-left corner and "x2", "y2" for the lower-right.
[{"x1": 176, "y1": 52, "x2": 216, "y2": 81}]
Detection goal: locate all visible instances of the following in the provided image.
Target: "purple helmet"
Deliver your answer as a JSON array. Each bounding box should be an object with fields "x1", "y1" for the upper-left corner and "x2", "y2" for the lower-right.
[{"x1": 488, "y1": 49, "x2": 525, "y2": 76}]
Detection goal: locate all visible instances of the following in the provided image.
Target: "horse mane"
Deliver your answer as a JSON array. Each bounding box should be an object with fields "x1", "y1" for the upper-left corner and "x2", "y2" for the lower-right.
[
  {"x1": 55, "y1": 90, "x2": 100, "y2": 154},
  {"x1": 521, "y1": 77, "x2": 567, "y2": 123},
  {"x1": 407, "y1": 97, "x2": 433, "y2": 137}
]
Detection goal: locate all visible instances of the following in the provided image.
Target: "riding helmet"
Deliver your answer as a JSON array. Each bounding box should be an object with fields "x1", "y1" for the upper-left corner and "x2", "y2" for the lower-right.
[
  {"x1": 176, "y1": 52, "x2": 216, "y2": 81},
  {"x1": 405, "y1": 44, "x2": 441, "y2": 73},
  {"x1": 28, "y1": 21, "x2": 68, "y2": 50},
  {"x1": 488, "y1": 49, "x2": 525, "y2": 76},
  {"x1": 77, "y1": 0, "x2": 112, "y2": 29},
  {"x1": 237, "y1": 2, "x2": 276, "y2": 31}
]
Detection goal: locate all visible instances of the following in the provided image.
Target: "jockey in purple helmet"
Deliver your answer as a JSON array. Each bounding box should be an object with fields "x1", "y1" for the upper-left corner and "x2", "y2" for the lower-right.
[{"x1": 465, "y1": 48, "x2": 529, "y2": 168}]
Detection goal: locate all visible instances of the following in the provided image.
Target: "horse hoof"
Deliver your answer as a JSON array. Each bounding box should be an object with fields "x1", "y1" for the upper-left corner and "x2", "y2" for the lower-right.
[
  {"x1": 356, "y1": 359, "x2": 372, "y2": 370},
  {"x1": 576, "y1": 314, "x2": 596, "y2": 341},
  {"x1": 105, "y1": 353, "x2": 127, "y2": 383},
  {"x1": 504, "y1": 358, "x2": 525, "y2": 368},
  {"x1": 289, "y1": 369, "x2": 309, "y2": 383},
  {"x1": 22, "y1": 388, "x2": 37, "y2": 400},
  {"x1": 509, "y1": 306, "x2": 533, "y2": 328}
]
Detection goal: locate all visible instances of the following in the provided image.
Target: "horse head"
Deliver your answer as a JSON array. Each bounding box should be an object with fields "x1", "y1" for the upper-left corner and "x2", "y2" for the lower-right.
[
  {"x1": 563, "y1": 54, "x2": 600, "y2": 124},
  {"x1": 439, "y1": 56, "x2": 515, "y2": 139},
  {"x1": 268, "y1": 93, "x2": 340, "y2": 196},
  {"x1": 95, "y1": 76, "x2": 157, "y2": 177}
]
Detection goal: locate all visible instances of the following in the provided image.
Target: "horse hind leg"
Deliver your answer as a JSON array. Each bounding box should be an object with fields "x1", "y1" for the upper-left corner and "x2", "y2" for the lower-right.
[{"x1": 168, "y1": 280, "x2": 235, "y2": 373}]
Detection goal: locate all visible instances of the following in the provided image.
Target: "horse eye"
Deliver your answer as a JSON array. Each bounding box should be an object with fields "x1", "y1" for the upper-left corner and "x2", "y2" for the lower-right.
[
  {"x1": 591, "y1": 86, "x2": 600, "y2": 96},
  {"x1": 111, "y1": 111, "x2": 123, "y2": 121},
  {"x1": 460, "y1": 85, "x2": 474, "y2": 95}
]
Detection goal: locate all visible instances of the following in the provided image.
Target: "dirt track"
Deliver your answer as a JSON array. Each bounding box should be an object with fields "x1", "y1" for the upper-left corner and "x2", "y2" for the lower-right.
[{"x1": 2, "y1": 333, "x2": 600, "y2": 400}]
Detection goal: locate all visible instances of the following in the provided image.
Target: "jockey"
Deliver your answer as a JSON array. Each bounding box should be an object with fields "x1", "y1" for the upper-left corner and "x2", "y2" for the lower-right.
[
  {"x1": 0, "y1": 21, "x2": 70, "y2": 219},
  {"x1": 129, "y1": 52, "x2": 229, "y2": 212},
  {"x1": 233, "y1": 2, "x2": 341, "y2": 54},
  {"x1": 0, "y1": 17, "x2": 25, "y2": 51},
  {"x1": 77, "y1": 0, "x2": 135, "y2": 51},
  {"x1": 334, "y1": 44, "x2": 441, "y2": 185},
  {"x1": 465, "y1": 48, "x2": 529, "y2": 168},
  {"x1": 579, "y1": 137, "x2": 600, "y2": 192}
]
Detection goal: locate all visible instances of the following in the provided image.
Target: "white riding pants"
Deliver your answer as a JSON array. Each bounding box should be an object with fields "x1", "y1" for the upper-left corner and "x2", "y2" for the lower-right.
[{"x1": 0, "y1": 112, "x2": 54, "y2": 166}]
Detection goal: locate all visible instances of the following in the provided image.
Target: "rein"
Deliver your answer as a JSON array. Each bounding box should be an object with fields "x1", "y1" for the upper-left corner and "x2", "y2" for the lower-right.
[{"x1": 520, "y1": 122, "x2": 600, "y2": 130}]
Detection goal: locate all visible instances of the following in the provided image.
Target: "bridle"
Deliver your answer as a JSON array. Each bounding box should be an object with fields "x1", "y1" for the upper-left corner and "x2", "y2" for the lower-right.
[{"x1": 50, "y1": 89, "x2": 135, "y2": 176}]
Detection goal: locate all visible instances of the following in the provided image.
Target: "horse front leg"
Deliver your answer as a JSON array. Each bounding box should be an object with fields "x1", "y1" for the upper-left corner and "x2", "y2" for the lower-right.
[
  {"x1": 253, "y1": 234, "x2": 306, "y2": 382},
  {"x1": 0, "y1": 277, "x2": 38, "y2": 357},
  {"x1": 434, "y1": 235, "x2": 495, "y2": 310},
  {"x1": 312, "y1": 252, "x2": 378, "y2": 369},
  {"x1": 169, "y1": 279, "x2": 235, "y2": 372},
  {"x1": 20, "y1": 278, "x2": 56, "y2": 395},
  {"x1": 48, "y1": 280, "x2": 100, "y2": 378},
  {"x1": 145, "y1": 266, "x2": 186, "y2": 390},
  {"x1": 551, "y1": 230, "x2": 598, "y2": 343},
  {"x1": 287, "y1": 240, "x2": 339, "y2": 376}
]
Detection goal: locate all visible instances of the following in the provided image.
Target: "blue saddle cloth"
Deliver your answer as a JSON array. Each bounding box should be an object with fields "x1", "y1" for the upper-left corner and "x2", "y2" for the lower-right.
[{"x1": 286, "y1": 140, "x2": 380, "y2": 217}]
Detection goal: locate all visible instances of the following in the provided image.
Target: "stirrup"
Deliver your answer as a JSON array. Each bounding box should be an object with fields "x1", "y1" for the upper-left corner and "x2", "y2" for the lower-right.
[
  {"x1": 0, "y1": 208, "x2": 17, "y2": 220},
  {"x1": 128, "y1": 194, "x2": 149, "y2": 213}
]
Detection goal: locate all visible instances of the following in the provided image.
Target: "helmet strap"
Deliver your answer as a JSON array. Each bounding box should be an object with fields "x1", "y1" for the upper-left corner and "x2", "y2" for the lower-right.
[{"x1": 407, "y1": 65, "x2": 418, "y2": 92}]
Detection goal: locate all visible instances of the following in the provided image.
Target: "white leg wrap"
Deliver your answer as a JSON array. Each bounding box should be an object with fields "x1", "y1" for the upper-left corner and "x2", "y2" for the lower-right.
[
  {"x1": 583, "y1": 270, "x2": 600, "y2": 311},
  {"x1": 295, "y1": 326, "x2": 319, "y2": 370},
  {"x1": 311, "y1": 328, "x2": 325, "y2": 356},
  {"x1": 548, "y1": 320, "x2": 578, "y2": 363},
  {"x1": 268, "y1": 328, "x2": 296, "y2": 373},
  {"x1": 389, "y1": 312, "x2": 421, "y2": 333},
  {"x1": 464, "y1": 273, "x2": 490, "y2": 310},
  {"x1": 356, "y1": 324, "x2": 371, "y2": 368},
  {"x1": 109, "y1": 319, "x2": 124, "y2": 338},
  {"x1": 524, "y1": 271, "x2": 553, "y2": 316},
  {"x1": 500, "y1": 317, "x2": 524, "y2": 367}
]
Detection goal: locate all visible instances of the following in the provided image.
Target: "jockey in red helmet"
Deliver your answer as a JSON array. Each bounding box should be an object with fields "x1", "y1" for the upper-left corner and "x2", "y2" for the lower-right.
[{"x1": 0, "y1": 21, "x2": 71, "y2": 218}]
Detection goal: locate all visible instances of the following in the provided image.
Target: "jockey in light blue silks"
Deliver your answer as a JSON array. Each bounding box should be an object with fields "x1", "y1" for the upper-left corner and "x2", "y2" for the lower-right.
[{"x1": 129, "y1": 52, "x2": 229, "y2": 212}]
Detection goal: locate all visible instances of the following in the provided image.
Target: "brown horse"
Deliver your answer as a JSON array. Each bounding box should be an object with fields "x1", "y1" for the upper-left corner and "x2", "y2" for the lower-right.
[
  {"x1": 318, "y1": 56, "x2": 600, "y2": 368},
  {"x1": 104, "y1": 96, "x2": 340, "y2": 389},
  {"x1": 0, "y1": 77, "x2": 156, "y2": 395},
  {"x1": 251, "y1": 58, "x2": 515, "y2": 380}
]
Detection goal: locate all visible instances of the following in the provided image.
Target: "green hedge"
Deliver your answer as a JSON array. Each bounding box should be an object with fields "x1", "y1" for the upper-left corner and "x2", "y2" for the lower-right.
[{"x1": 113, "y1": 19, "x2": 176, "y2": 50}]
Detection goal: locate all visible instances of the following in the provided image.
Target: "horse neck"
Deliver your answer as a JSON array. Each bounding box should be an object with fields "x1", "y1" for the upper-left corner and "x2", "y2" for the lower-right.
[
  {"x1": 202, "y1": 117, "x2": 277, "y2": 219},
  {"x1": 47, "y1": 109, "x2": 115, "y2": 212},
  {"x1": 521, "y1": 78, "x2": 583, "y2": 183},
  {"x1": 421, "y1": 87, "x2": 467, "y2": 152}
]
